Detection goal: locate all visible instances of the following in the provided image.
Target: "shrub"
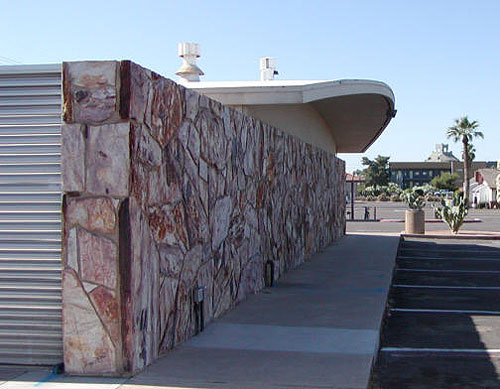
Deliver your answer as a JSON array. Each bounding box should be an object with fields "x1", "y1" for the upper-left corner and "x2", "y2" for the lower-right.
[
  {"x1": 435, "y1": 193, "x2": 468, "y2": 234},
  {"x1": 360, "y1": 183, "x2": 402, "y2": 197},
  {"x1": 430, "y1": 172, "x2": 459, "y2": 191},
  {"x1": 386, "y1": 182, "x2": 402, "y2": 195},
  {"x1": 390, "y1": 193, "x2": 402, "y2": 202},
  {"x1": 432, "y1": 205, "x2": 441, "y2": 219},
  {"x1": 357, "y1": 184, "x2": 365, "y2": 196},
  {"x1": 366, "y1": 195, "x2": 375, "y2": 201},
  {"x1": 377, "y1": 194, "x2": 390, "y2": 201},
  {"x1": 417, "y1": 184, "x2": 434, "y2": 195}
]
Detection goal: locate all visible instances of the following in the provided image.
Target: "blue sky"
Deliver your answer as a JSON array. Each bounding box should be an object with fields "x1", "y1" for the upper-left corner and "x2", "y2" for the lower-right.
[{"x1": 2, "y1": 0, "x2": 499, "y2": 172}]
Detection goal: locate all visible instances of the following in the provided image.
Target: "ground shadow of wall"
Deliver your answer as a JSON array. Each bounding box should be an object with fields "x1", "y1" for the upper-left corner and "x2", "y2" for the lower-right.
[{"x1": 372, "y1": 239, "x2": 500, "y2": 388}]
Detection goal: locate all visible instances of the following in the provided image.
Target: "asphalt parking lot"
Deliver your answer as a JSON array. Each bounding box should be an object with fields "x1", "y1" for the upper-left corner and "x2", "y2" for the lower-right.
[
  {"x1": 347, "y1": 200, "x2": 500, "y2": 234},
  {"x1": 371, "y1": 238, "x2": 500, "y2": 388}
]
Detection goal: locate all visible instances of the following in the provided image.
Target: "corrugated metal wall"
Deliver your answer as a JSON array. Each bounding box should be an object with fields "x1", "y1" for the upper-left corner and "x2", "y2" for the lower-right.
[{"x1": 0, "y1": 65, "x2": 62, "y2": 365}]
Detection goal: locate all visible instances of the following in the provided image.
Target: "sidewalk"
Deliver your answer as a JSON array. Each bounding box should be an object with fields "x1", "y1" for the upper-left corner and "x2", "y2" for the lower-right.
[{"x1": 0, "y1": 233, "x2": 400, "y2": 389}]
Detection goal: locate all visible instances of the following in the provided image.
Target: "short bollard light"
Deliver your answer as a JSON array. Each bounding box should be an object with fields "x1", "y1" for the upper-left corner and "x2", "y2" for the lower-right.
[
  {"x1": 193, "y1": 286, "x2": 205, "y2": 333},
  {"x1": 194, "y1": 286, "x2": 205, "y2": 304},
  {"x1": 264, "y1": 260, "x2": 274, "y2": 287}
]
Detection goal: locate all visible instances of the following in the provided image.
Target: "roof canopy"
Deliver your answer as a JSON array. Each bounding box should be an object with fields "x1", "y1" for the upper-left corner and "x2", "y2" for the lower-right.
[{"x1": 185, "y1": 79, "x2": 395, "y2": 153}]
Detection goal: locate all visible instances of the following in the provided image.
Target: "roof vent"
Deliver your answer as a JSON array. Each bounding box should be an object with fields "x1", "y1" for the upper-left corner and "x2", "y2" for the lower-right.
[
  {"x1": 260, "y1": 57, "x2": 278, "y2": 81},
  {"x1": 176, "y1": 42, "x2": 204, "y2": 82}
]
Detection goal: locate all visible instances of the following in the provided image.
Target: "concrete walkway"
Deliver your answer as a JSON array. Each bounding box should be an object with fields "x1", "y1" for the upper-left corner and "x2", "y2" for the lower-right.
[{"x1": 0, "y1": 233, "x2": 400, "y2": 389}]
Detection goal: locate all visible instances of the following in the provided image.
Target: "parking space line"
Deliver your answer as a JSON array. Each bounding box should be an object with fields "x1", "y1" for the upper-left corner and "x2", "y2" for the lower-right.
[
  {"x1": 393, "y1": 284, "x2": 500, "y2": 290},
  {"x1": 381, "y1": 347, "x2": 500, "y2": 354},
  {"x1": 398, "y1": 255, "x2": 500, "y2": 261},
  {"x1": 390, "y1": 308, "x2": 500, "y2": 315},
  {"x1": 397, "y1": 268, "x2": 500, "y2": 274},
  {"x1": 400, "y1": 248, "x2": 500, "y2": 253}
]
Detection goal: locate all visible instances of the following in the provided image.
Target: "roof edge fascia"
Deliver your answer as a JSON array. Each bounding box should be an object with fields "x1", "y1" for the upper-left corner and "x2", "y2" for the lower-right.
[{"x1": 185, "y1": 79, "x2": 395, "y2": 106}]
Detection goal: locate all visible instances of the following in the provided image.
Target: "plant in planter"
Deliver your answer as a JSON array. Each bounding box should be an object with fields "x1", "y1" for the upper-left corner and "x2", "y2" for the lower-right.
[
  {"x1": 432, "y1": 204, "x2": 442, "y2": 220},
  {"x1": 404, "y1": 188, "x2": 426, "y2": 234},
  {"x1": 435, "y1": 193, "x2": 468, "y2": 234}
]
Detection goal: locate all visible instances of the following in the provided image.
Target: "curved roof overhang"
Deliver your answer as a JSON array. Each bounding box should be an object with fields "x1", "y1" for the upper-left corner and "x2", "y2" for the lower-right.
[{"x1": 185, "y1": 79, "x2": 396, "y2": 153}]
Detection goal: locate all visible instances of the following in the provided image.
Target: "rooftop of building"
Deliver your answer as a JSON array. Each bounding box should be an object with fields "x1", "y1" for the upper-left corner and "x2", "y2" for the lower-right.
[
  {"x1": 187, "y1": 78, "x2": 395, "y2": 154},
  {"x1": 177, "y1": 43, "x2": 396, "y2": 154},
  {"x1": 390, "y1": 161, "x2": 494, "y2": 169},
  {"x1": 425, "y1": 143, "x2": 459, "y2": 162},
  {"x1": 474, "y1": 168, "x2": 500, "y2": 187},
  {"x1": 345, "y1": 173, "x2": 365, "y2": 182}
]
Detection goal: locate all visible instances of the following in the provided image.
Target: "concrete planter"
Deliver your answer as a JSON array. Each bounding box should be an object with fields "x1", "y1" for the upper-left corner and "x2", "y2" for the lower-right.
[{"x1": 405, "y1": 209, "x2": 425, "y2": 234}]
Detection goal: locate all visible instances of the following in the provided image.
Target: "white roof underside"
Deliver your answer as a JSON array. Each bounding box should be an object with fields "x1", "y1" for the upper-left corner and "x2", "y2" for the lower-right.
[{"x1": 186, "y1": 79, "x2": 396, "y2": 153}]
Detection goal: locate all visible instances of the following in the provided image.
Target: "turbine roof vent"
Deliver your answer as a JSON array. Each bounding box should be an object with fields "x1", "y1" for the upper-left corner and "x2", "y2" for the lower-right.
[
  {"x1": 176, "y1": 42, "x2": 204, "y2": 82},
  {"x1": 260, "y1": 57, "x2": 278, "y2": 81}
]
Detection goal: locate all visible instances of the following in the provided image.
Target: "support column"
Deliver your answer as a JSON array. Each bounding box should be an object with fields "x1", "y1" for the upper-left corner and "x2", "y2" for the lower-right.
[{"x1": 61, "y1": 61, "x2": 133, "y2": 375}]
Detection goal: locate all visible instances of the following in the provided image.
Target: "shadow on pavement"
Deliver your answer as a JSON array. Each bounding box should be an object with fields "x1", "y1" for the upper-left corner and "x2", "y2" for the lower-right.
[
  {"x1": 2, "y1": 233, "x2": 401, "y2": 389},
  {"x1": 371, "y1": 238, "x2": 500, "y2": 388}
]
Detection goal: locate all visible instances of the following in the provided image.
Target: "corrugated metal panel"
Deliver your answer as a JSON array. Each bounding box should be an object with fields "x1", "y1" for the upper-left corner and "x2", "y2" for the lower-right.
[{"x1": 0, "y1": 64, "x2": 62, "y2": 365}]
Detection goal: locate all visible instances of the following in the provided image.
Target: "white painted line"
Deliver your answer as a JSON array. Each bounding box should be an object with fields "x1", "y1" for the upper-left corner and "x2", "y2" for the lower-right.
[
  {"x1": 398, "y1": 255, "x2": 500, "y2": 261},
  {"x1": 397, "y1": 268, "x2": 500, "y2": 274},
  {"x1": 390, "y1": 308, "x2": 500, "y2": 315},
  {"x1": 401, "y1": 248, "x2": 499, "y2": 254},
  {"x1": 393, "y1": 284, "x2": 500, "y2": 290},
  {"x1": 381, "y1": 347, "x2": 500, "y2": 354}
]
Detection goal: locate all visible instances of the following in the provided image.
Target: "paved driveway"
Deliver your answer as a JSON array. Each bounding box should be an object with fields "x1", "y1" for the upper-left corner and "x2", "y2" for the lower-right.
[{"x1": 348, "y1": 201, "x2": 500, "y2": 234}]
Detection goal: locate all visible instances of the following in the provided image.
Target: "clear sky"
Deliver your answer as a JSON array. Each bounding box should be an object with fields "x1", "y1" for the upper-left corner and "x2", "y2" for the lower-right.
[{"x1": 2, "y1": 0, "x2": 499, "y2": 173}]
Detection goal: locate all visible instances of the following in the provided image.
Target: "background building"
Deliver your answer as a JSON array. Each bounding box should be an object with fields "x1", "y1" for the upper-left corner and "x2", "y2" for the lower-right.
[
  {"x1": 390, "y1": 144, "x2": 495, "y2": 188},
  {"x1": 425, "y1": 143, "x2": 459, "y2": 162},
  {"x1": 471, "y1": 168, "x2": 500, "y2": 207}
]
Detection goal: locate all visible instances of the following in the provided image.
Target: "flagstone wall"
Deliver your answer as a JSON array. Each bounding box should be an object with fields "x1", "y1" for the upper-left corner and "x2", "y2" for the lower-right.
[{"x1": 60, "y1": 60, "x2": 345, "y2": 376}]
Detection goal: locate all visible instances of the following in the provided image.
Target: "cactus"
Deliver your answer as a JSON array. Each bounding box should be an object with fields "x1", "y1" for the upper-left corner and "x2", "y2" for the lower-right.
[
  {"x1": 404, "y1": 188, "x2": 426, "y2": 210},
  {"x1": 435, "y1": 193, "x2": 468, "y2": 234}
]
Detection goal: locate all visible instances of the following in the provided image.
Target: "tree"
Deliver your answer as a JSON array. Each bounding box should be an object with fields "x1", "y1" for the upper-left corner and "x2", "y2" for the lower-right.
[
  {"x1": 446, "y1": 116, "x2": 483, "y2": 205},
  {"x1": 352, "y1": 169, "x2": 364, "y2": 178},
  {"x1": 430, "y1": 172, "x2": 459, "y2": 191},
  {"x1": 464, "y1": 143, "x2": 476, "y2": 180},
  {"x1": 465, "y1": 143, "x2": 476, "y2": 164},
  {"x1": 361, "y1": 155, "x2": 390, "y2": 186}
]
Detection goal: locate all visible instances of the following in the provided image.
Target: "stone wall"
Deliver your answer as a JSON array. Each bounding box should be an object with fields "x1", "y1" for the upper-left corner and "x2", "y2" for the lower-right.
[{"x1": 61, "y1": 60, "x2": 345, "y2": 376}]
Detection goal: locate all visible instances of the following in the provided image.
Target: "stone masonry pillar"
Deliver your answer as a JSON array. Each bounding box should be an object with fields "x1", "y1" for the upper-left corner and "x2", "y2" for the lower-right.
[{"x1": 61, "y1": 61, "x2": 135, "y2": 375}]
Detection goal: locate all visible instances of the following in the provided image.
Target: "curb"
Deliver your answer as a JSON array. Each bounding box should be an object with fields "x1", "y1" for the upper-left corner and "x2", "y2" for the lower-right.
[{"x1": 401, "y1": 232, "x2": 500, "y2": 240}]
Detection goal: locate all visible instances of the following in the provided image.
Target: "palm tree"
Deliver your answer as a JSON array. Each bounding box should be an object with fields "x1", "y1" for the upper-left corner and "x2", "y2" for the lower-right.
[
  {"x1": 446, "y1": 116, "x2": 483, "y2": 205},
  {"x1": 464, "y1": 143, "x2": 476, "y2": 180}
]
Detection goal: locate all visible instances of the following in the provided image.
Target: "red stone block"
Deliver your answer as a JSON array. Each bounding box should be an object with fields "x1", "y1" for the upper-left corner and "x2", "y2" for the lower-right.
[
  {"x1": 78, "y1": 229, "x2": 118, "y2": 289},
  {"x1": 66, "y1": 197, "x2": 116, "y2": 234},
  {"x1": 89, "y1": 286, "x2": 120, "y2": 344}
]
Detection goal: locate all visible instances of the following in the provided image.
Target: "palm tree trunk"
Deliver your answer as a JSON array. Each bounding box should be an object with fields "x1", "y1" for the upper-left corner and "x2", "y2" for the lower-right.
[{"x1": 463, "y1": 137, "x2": 469, "y2": 205}]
